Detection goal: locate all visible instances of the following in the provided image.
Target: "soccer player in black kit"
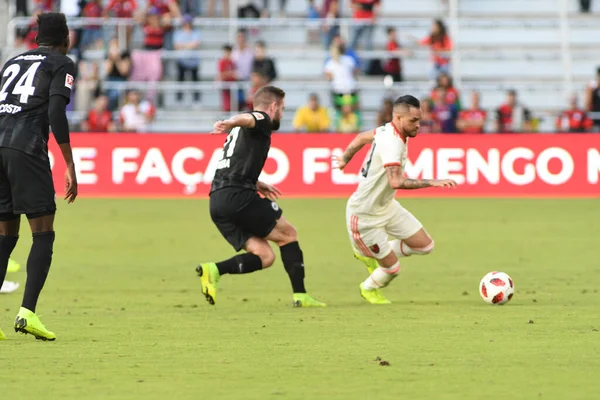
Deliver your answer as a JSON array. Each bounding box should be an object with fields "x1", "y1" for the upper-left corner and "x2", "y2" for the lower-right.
[
  {"x1": 0, "y1": 13, "x2": 78, "y2": 341},
  {"x1": 197, "y1": 86, "x2": 325, "y2": 307}
]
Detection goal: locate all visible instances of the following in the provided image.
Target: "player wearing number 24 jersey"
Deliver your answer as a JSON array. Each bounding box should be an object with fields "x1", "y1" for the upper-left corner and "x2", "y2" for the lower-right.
[
  {"x1": 334, "y1": 95, "x2": 457, "y2": 305},
  {"x1": 196, "y1": 85, "x2": 325, "y2": 308},
  {"x1": 0, "y1": 13, "x2": 78, "y2": 341}
]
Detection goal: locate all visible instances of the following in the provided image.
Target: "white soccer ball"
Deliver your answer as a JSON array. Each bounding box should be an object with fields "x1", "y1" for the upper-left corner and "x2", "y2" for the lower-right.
[{"x1": 479, "y1": 272, "x2": 514, "y2": 305}]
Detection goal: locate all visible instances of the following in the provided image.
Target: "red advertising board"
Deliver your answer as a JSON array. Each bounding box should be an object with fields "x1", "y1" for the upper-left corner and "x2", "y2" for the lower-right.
[{"x1": 47, "y1": 133, "x2": 600, "y2": 198}]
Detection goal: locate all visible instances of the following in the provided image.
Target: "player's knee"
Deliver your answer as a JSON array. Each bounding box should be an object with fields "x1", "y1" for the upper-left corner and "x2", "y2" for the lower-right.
[
  {"x1": 258, "y1": 249, "x2": 276, "y2": 268},
  {"x1": 414, "y1": 239, "x2": 434, "y2": 255}
]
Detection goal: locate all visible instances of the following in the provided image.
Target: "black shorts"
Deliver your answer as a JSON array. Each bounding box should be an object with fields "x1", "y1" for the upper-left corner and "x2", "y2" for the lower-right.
[
  {"x1": 0, "y1": 148, "x2": 56, "y2": 220},
  {"x1": 209, "y1": 187, "x2": 283, "y2": 252}
]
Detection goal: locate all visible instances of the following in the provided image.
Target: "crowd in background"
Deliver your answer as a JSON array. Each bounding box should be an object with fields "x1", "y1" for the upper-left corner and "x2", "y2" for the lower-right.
[{"x1": 5, "y1": 0, "x2": 600, "y2": 133}]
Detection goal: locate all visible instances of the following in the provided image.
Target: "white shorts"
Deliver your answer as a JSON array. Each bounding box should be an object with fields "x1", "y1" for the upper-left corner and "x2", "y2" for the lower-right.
[{"x1": 346, "y1": 201, "x2": 423, "y2": 260}]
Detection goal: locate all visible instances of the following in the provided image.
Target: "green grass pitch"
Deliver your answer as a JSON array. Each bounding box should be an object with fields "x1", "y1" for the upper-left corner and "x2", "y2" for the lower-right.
[{"x1": 1, "y1": 198, "x2": 599, "y2": 399}]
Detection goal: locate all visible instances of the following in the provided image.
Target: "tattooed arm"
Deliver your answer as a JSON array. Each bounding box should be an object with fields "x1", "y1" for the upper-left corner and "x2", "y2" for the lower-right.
[
  {"x1": 333, "y1": 129, "x2": 376, "y2": 169},
  {"x1": 385, "y1": 165, "x2": 458, "y2": 190}
]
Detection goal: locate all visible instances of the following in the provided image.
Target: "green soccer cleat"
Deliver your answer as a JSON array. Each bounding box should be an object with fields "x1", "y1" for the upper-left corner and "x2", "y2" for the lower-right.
[
  {"x1": 354, "y1": 252, "x2": 379, "y2": 275},
  {"x1": 292, "y1": 293, "x2": 326, "y2": 308},
  {"x1": 14, "y1": 307, "x2": 56, "y2": 341},
  {"x1": 0, "y1": 327, "x2": 6, "y2": 341},
  {"x1": 359, "y1": 283, "x2": 392, "y2": 305},
  {"x1": 196, "y1": 263, "x2": 220, "y2": 305},
  {"x1": 7, "y1": 258, "x2": 21, "y2": 273}
]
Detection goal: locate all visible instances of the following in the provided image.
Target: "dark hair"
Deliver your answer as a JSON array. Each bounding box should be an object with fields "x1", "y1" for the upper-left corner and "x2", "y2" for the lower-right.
[
  {"x1": 309, "y1": 93, "x2": 319, "y2": 100},
  {"x1": 36, "y1": 12, "x2": 69, "y2": 47},
  {"x1": 386, "y1": 27, "x2": 396, "y2": 34},
  {"x1": 430, "y1": 19, "x2": 448, "y2": 45},
  {"x1": 596, "y1": 66, "x2": 600, "y2": 75},
  {"x1": 437, "y1": 73, "x2": 453, "y2": 88},
  {"x1": 256, "y1": 40, "x2": 266, "y2": 48},
  {"x1": 223, "y1": 44, "x2": 233, "y2": 51},
  {"x1": 394, "y1": 95, "x2": 420, "y2": 109},
  {"x1": 237, "y1": 28, "x2": 248, "y2": 37},
  {"x1": 507, "y1": 89, "x2": 517, "y2": 96},
  {"x1": 254, "y1": 85, "x2": 286, "y2": 108}
]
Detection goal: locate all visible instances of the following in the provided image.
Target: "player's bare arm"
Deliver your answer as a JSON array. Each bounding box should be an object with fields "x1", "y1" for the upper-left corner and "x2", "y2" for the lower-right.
[
  {"x1": 385, "y1": 165, "x2": 457, "y2": 190},
  {"x1": 333, "y1": 129, "x2": 375, "y2": 169},
  {"x1": 212, "y1": 113, "x2": 256, "y2": 134},
  {"x1": 49, "y1": 94, "x2": 78, "y2": 203}
]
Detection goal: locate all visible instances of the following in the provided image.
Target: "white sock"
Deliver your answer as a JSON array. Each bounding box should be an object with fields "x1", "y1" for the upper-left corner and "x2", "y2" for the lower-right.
[{"x1": 362, "y1": 261, "x2": 401, "y2": 290}]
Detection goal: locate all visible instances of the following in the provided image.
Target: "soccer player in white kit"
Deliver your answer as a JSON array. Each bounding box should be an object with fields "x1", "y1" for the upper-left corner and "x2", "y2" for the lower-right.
[{"x1": 335, "y1": 96, "x2": 457, "y2": 304}]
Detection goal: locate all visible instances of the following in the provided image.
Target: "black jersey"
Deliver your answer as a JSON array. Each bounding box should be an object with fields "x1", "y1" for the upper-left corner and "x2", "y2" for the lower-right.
[
  {"x1": 211, "y1": 111, "x2": 273, "y2": 193},
  {"x1": 0, "y1": 47, "x2": 76, "y2": 160}
]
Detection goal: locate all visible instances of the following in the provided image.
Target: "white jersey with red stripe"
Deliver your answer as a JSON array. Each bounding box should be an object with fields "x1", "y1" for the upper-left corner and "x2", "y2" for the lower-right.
[{"x1": 347, "y1": 122, "x2": 408, "y2": 217}]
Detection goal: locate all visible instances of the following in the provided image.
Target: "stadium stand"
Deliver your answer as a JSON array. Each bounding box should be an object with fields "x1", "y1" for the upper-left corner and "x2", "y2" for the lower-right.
[{"x1": 2, "y1": 0, "x2": 600, "y2": 133}]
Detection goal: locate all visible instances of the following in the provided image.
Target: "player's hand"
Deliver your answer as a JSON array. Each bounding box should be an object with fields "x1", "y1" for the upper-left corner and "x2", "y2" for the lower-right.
[
  {"x1": 211, "y1": 120, "x2": 230, "y2": 134},
  {"x1": 64, "y1": 164, "x2": 78, "y2": 203},
  {"x1": 257, "y1": 182, "x2": 282, "y2": 201},
  {"x1": 331, "y1": 154, "x2": 347, "y2": 170},
  {"x1": 431, "y1": 179, "x2": 457, "y2": 189}
]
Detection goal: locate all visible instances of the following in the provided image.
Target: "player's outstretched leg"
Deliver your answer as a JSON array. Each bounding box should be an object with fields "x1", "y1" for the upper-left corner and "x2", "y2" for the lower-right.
[
  {"x1": 14, "y1": 216, "x2": 56, "y2": 341},
  {"x1": 389, "y1": 229, "x2": 435, "y2": 258},
  {"x1": 196, "y1": 241, "x2": 272, "y2": 305},
  {"x1": 267, "y1": 217, "x2": 325, "y2": 308}
]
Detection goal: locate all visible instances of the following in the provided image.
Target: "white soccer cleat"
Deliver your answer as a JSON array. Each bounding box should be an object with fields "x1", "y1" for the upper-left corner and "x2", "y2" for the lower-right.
[{"x1": 0, "y1": 280, "x2": 20, "y2": 294}]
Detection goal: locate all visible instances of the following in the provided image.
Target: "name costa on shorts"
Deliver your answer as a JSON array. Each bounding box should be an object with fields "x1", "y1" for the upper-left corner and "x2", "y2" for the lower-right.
[{"x1": 0, "y1": 104, "x2": 22, "y2": 114}]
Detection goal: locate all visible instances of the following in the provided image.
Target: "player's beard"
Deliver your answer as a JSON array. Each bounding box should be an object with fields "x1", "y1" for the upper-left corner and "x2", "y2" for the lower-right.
[{"x1": 271, "y1": 119, "x2": 281, "y2": 131}]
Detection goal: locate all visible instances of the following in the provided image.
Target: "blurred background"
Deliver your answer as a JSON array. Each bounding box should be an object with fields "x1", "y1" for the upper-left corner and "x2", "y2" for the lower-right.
[{"x1": 1, "y1": 0, "x2": 600, "y2": 134}]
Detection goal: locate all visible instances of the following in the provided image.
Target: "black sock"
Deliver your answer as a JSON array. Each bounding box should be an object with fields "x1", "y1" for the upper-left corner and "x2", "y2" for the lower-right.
[
  {"x1": 22, "y1": 231, "x2": 55, "y2": 313},
  {"x1": 0, "y1": 235, "x2": 19, "y2": 286},
  {"x1": 215, "y1": 253, "x2": 263, "y2": 275},
  {"x1": 280, "y1": 241, "x2": 306, "y2": 293}
]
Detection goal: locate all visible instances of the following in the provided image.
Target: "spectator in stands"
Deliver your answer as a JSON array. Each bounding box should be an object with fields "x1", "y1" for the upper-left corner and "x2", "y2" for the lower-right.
[
  {"x1": 324, "y1": 44, "x2": 359, "y2": 111},
  {"x1": 376, "y1": 98, "x2": 393, "y2": 126},
  {"x1": 119, "y1": 90, "x2": 156, "y2": 132},
  {"x1": 321, "y1": 0, "x2": 340, "y2": 50},
  {"x1": 104, "y1": 38, "x2": 132, "y2": 110},
  {"x1": 148, "y1": 0, "x2": 181, "y2": 18},
  {"x1": 495, "y1": 89, "x2": 532, "y2": 133},
  {"x1": 383, "y1": 27, "x2": 406, "y2": 83},
  {"x1": 237, "y1": 1, "x2": 265, "y2": 18},
  {"x1": 336, "y1": 103, "x2": 361, "y2": 133},
  {"x1": 307, "y1": 0, "x2": 321, "y2": 43},
  {"x1": 233, "y1": 29, "x2": 254, "y2": 109},
  {"x1": 103, "y1": 0, "x2": 138, "y2": 45},
  {"x1": 585, "y1": 67, "x2": 600, "y2": 131},
  {"x1": 432, "y1": 87, "x2": 458, "y2": 132},
  {"x1": 80, "y1": 0, "x2": 104, "y2": 51},
  {"x1": 457, "y1": 92, "x2": 487, "y2": 133},
  {"x1": 417, "y1": 19, "x2": 452, "y2": 80},
  {"x1": 246, "y1": 72, "x2": 268, "y2": 111},
  {"x1": 74, "y1": 61, "x2": 100, "y2": 113},
  {"x1": 350, "y1": 0, "x2": 380, "y2": 51},
  {"x1": 34, "y1": 0, "x2": 55, "y2": 12},
  {"x1": 431, "y1": 73, "x2": 460, "y2": 107},
  {"x1": 326, "y1": 34, "x2": 361, "y2": 71},
  {"x1": 252, "y1": 41, "x2": 277, "y2": 84},
  {"x1": 142, "y1": 7, "x2": 168, "y2": 50},
  {"x1": 580, "y1": 0, "x2": 592, "y2": 13},
  {"x1": 24, "y1": 9, "x2": 43, "y2": 49},
  {"x1": 556, "y1": 94, "x2": 592, "y2": 133},
  {"x1": 174, "y1": 14, "x2": 201, "y2": 103},
  {"x1": 419, "y1": 98, "x2": 436, "y2": 133},
  {"x1": 217, "y1": 45, "x2": 237, "y2": 112},
  {"x1": 82, "y1": 96, "x2": 116, "y2": 132},
  {"x1": 207, "y1": 0, "x2": 229, "y2": 17},
  {"x1": 293, "y1": 93, "x2": 331, "y2": 132}
]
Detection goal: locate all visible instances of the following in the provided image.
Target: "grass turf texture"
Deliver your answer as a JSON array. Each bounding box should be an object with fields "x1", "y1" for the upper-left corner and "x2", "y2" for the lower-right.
[{"x1": 1, "y1": 198, "x2": 599, "y2": 400}]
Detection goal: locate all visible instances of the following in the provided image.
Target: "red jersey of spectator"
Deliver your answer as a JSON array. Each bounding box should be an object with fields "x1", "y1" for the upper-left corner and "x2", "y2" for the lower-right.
[
  {"x1": 352, "y1": 0, "x2": 379, "y2": 20},
  {"x1": 218, "y1": 58, "x2": 236, "y2": 81},
  {"x1": 105, "y1": 0, "x2": 138, "y2": 18},
  {"x1": 497, "y1": 104, "x2": 531, "y2": 132},
  {"x1": 86, "y1": 110, "x2": 114, "y2": 132},
  {"x1": 82, "y1": 2, "x2": 103, "y2": 28},
  {"x1": 458, "y1": 109, "x2": 487, "y2": 133},
  {"x1": 148, "y1": 0, "x2": 176, "y2": 15},
  {"x1": 34, "y1": 0, "x2": 55, "y2": 11},
  {"x1": 384, "y1": 39, "x2": 401, "y2": 75},
  {"x1": 143, "y1": 25, "x2": 166, "y2": 49},
  {"x1": 555, "y1": 109, "x2": 592, "y2": 132},
  {"x1": 430, "y1": 86, "x2": 459, "y2": 106},
  {"x1": 24, "y1": 21, "x2": 38, "y2": 49},
  {"x1": 420, "y1": 35, "x2": 452, "y2": 66}
]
